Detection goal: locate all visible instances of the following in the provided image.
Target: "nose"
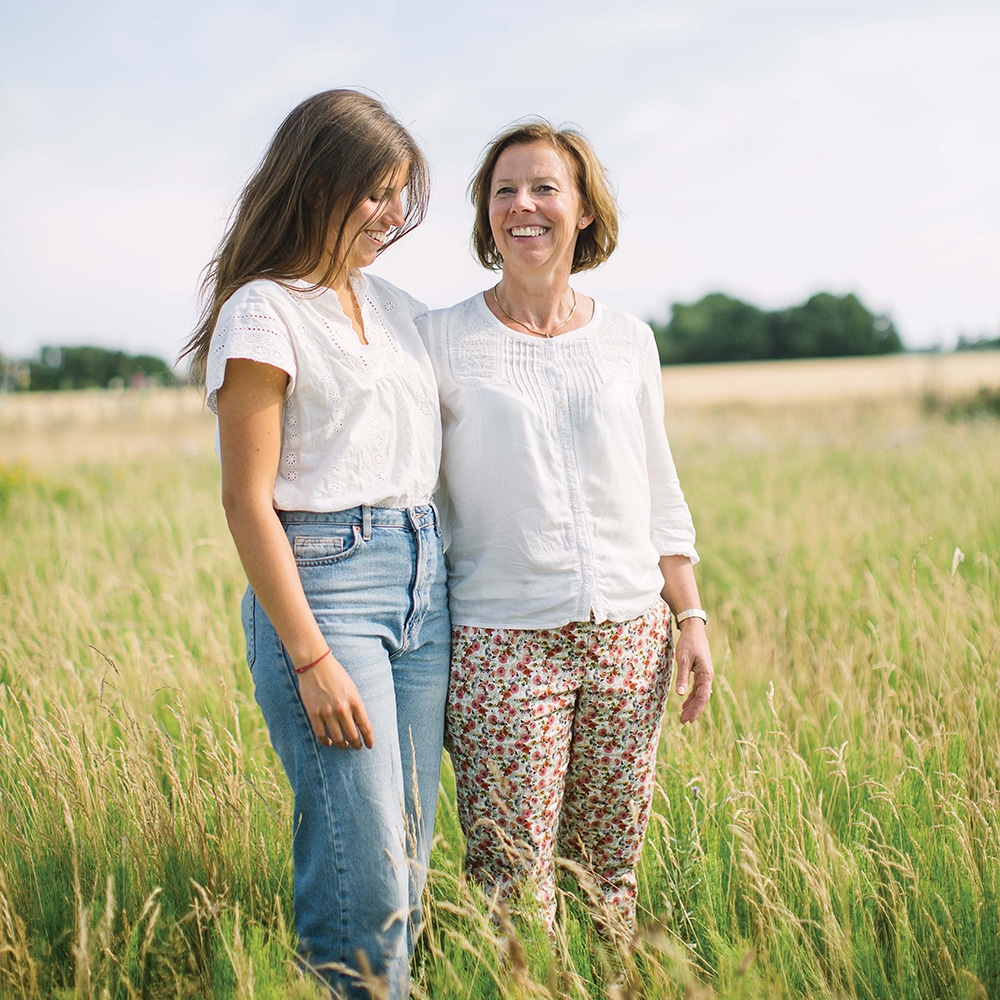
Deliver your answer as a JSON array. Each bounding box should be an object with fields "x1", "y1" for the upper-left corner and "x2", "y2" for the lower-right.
[
  {"x1": 510, "y1": 186, "x2": 535, "y2": 213},
  {"x1": 382, "y1": 192, "x2": 405, "y2": 227}
]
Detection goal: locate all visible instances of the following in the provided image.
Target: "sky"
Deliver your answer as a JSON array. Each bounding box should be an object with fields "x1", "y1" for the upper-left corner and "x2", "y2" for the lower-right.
[{"x1": 1, "y1": 0, "x2": 997, "y2": 364}]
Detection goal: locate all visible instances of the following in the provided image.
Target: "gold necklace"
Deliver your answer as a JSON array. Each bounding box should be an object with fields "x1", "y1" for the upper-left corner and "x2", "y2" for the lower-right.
[{"x1": 493, "y1": 284, "x2": 577, "y2": 338}]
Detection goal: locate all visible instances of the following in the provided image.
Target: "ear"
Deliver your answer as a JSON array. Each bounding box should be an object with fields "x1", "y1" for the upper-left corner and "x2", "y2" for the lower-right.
[{"x1": 578, "y1": 211, "x2": 594, "y2": 230}]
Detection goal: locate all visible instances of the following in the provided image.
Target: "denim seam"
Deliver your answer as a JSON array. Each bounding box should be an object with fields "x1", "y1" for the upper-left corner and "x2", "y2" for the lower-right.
[
  {"x1": 281, "y1": 649, "x2": 352, "y2": 960},
  {"x1": 399, "y1": 521, "x2": 434, "y2": 655}
]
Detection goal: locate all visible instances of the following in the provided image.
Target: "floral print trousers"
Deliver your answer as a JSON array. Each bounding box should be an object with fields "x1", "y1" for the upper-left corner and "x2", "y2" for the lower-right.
[{"x1": 445, "y1": 600, "x2": 673, "y2": 933}]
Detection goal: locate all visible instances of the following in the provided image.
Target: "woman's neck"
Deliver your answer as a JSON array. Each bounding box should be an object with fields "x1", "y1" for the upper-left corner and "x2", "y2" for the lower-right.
[
  {"x1": 490, "y1": 269, "x2": 590, "y2": 337},
  {"x1": 301, "y1": 259, "x2": 353, "y2": 296},
  {"x1": 301, "y1": 261, "x2": 366, "y2": 343}
]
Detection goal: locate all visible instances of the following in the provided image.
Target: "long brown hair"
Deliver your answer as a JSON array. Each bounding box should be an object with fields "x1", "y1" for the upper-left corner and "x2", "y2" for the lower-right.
[
  {"x1": 179, "y1": 89, "x2": 430, "y2": 383},
  {"x1": 468, "y1": 119, "x2": 618, "y2": 274}
]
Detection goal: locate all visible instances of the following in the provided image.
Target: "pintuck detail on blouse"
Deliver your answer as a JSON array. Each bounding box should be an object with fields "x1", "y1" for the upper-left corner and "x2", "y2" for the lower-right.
[
  {"x1": 206, "y1": 273, "x2": 440, "y2": 512},
  {"x1": 419, "y1": 292, "x2": 698, "y2": 630}
]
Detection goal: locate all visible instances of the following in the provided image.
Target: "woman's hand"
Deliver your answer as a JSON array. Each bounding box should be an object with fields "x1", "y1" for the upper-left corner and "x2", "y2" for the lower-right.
[
  {"x1": 658, "y1": 555, "x2": 714, "y2": 724},
  {"x1": 297, "y1": 653, "x2": 375, "y2": 750},
  {"x1": 674, "y1": 619, "x2": 713, "y2": 723}
]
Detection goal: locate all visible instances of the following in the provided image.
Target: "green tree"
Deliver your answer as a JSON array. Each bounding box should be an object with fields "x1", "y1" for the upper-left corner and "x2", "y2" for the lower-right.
[
  {"x1": 955, "y1": 333, "x2": 1000, "y2": 351},
  {"x1": 652, "y1": 290, "x2": 903, "y2": 364},
  {"x1": 652, "y1": 293, "x2": 771, "y2": 364},
  {"x1": 25, "y1": 346, "x2": 178, "y2": 391},
  {"x1": 772, "y1": 292, "x2": 902, "y2": 358}
]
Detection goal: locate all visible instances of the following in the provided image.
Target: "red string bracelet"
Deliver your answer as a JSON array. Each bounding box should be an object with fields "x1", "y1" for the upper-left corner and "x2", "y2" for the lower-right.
[{"x1": 294, "y1": 648, "x2": 331, "y2": 675}]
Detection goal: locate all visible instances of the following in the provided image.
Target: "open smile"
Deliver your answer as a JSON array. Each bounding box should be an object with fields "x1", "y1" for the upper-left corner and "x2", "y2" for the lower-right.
[{"x1": 509, "y1": 226, "x2": 548, "y2": 238}]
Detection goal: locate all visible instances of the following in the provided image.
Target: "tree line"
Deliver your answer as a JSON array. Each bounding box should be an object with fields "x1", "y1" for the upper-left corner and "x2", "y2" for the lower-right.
[
  {"x1": 2, "y1": 295, "x2": 996, "y2": 391},
  {"x1": 649, "y1": 291, "x2": 903, "y2": 364},
  {"x1": 1, "y1": 346, "x2": 179, "y2": 392}
]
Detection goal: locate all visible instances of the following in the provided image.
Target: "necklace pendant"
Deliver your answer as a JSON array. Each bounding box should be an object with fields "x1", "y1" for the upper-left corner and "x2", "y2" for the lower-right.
[{"x1": 493, "y1": 283, "x2": 577, "y2": 339}]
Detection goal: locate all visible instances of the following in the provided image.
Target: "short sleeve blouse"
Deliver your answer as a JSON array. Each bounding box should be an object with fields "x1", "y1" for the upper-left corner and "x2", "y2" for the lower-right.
[{"x1": 205, "y1": 272, "x2": 440, "y2": 511}]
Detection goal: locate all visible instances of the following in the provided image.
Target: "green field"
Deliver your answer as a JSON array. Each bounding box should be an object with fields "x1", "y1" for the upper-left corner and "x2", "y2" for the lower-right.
[{"x1": 0, "y1": 384, "x2": 998, "y2": 998}]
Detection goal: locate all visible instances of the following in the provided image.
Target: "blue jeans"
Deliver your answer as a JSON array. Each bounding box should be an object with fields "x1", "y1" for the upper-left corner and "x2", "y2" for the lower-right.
[{"x1": 243, "y1": 504, "x2": 450, "y2": 1000}]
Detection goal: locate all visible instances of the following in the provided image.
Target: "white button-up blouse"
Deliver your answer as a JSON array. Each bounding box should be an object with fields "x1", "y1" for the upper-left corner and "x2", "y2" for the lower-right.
[
  {"x1": 206, "y1": 273, "x2": 440, "y2": 512},
  {"x1": 420, "y1": 292, "x2": 698, "y2": 629}
]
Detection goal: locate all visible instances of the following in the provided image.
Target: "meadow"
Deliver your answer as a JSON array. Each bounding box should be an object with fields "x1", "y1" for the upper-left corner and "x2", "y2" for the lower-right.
[{"x1": 1, "y1": 354, "x2": 998, "y2": 999}]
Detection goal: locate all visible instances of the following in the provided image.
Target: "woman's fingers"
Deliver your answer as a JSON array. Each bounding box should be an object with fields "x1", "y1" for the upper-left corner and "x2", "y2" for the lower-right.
[
  {"x1": 674, "y1": 626, "x2": 714, "y2": 724},
  {"x1": 675, "y1": 657, "x2": 691, "y2": 697},
  {"x1": 316, "y1": 695, "x2": 373, "y2": 750},
  {"x1": 679, "y1": 663, "x2": 713, "y2": 723},
  {"x1": 353, "y1": 707, "x2": 375, "y2": 749},
  {"x1": 299, "y1": 657, "x2": 375, "y2": 749}
]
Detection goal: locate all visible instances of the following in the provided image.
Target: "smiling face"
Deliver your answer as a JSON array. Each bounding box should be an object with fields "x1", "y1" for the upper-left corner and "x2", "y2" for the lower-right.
[
  {"x1": 329, "y1": 160, "x2": 410, "y2": 276},
  {"x1": 488, "y1": 142, "x2": 593, "y2": 278}
]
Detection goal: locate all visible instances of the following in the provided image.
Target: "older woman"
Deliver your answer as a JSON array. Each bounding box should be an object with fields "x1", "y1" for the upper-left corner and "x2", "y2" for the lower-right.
[{"x1": 420, "y1": 120, "x2": 714, "y2": 936}]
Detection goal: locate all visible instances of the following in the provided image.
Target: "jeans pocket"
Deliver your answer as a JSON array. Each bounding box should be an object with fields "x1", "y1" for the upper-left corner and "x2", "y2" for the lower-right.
[{"x1": 292, "y1": 525, "x2": 364, "y2": 565}]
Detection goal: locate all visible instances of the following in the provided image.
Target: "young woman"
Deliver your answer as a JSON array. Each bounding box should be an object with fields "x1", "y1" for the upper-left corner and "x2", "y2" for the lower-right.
[
  {"x1": 420, "y1": 120, "x2": 714, "y2": 937},
  {"x1": 179, "y1": 90, "x2": 449, "y2": 1000}
]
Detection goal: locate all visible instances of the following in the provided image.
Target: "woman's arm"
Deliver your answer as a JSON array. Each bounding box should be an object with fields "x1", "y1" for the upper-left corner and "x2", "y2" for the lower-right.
[
  {"x1": 659, "y1": 554, "x2": 714, "y2": 724},
  {"x1": 216, "y1": 358, "x2": 374, "y2": 750},
  {"x1": 634, "y1": 326, "x2": 713, "y2": 722}
]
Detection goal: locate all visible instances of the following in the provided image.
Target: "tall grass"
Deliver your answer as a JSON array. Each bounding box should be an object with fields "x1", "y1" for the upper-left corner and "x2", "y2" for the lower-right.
[{"x1": 0, "y1": 387, "x2": 997, "y2": 998}]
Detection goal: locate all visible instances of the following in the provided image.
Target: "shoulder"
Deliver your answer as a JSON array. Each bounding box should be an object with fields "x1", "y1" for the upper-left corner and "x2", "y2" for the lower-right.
[
  {"x1": 217, "y1": 278, "x2": 304, "y2": 327},
  {"x1": 592, "y1": 299, "x2": 653, "y2": 342},
  {"x1": 222, "y1": 277, "x2": 298, "y2": 308},
  {"x1": 364, "y1": 272, "x2": 428, "y2": 320},
  {"x1": 207, "y1": 280, "x2": 303, "y2": 412},
  {"x1": 418, "y1": 293, "x2": 496, "y2": 378},
  {"x1": 590, "y1": 299, "x2": 657, "y2": 364},
  {"x1": 422, "y1": 293, "x2": 486, "y2": 336}
]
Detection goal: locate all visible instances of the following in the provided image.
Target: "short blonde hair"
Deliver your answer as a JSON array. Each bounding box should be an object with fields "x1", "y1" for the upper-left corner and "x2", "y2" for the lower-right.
[{"x1": 468, "y1": 119, "x2": 619, "y2": 274}]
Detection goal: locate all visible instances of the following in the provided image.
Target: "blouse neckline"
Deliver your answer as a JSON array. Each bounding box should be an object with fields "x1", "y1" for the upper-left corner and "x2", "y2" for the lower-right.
[
  {"x1": 289, "y1": 273, "x2": 383, "y2": 354},
  {"x1": 475, "y1": 288, "x2": 602, "y2": 343}
]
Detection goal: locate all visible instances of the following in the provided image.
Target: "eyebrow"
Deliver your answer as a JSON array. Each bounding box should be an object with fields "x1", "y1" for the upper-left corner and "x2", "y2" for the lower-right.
[{"x1": 493, "y1": 176, "x2": 561, "y2": 186}]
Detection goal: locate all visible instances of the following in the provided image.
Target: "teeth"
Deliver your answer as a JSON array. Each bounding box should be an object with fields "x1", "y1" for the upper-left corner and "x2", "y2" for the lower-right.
[
  {"x1": 366, "y1": 230, "x2": 387, "y2": 243},
  {"x1": 511, "y1": 226, "x2": 546, "y2": 237}
]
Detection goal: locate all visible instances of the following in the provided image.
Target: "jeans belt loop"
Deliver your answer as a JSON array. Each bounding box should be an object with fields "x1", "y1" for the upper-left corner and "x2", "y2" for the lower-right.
[{"x1": 361, "y1": 504, "x2": 372, "y2": 541}]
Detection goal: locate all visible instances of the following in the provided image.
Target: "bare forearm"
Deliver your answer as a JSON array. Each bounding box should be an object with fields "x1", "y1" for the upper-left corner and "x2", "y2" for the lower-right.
[
  {"x1": 215, "y1": 357, "x2": 373, "y2": 749},
  {"x1": 658, "y1": 554, "x2": 702, "y2": 614},
  {"x1": 224, "y1": 499, "x2": 326, "y2": 665}
]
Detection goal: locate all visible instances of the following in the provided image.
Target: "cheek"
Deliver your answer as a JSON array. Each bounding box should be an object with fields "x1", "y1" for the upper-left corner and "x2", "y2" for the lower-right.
[
  {"x1": 351, "y1": 208, "x2": 374, "y2": 234},
  {"x1": 487, "y1": 207, "x2": 506, "y2": 241}
]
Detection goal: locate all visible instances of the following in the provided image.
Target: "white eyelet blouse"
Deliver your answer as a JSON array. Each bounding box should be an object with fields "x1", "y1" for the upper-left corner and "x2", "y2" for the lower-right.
[{"x1": 206, "y1": 273, "x2": 440, "y2": 512}]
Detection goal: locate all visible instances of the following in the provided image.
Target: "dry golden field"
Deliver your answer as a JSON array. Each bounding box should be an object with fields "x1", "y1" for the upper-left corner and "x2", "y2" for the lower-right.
[
  {"x1": 0, "y1": 384, "x2": 216, "y2": 467},
  {"x1": 661, "y1": 349, "x2": 1000, "y2": 407},
  {"x1": 2, "y1": 351, "x2": 998, "y2": 468}
]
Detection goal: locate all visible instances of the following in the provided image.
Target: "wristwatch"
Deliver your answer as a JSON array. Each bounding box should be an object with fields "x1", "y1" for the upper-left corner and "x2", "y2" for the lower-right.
[{"x1": 674, "y1": 608, "x2": 708, "y2": 628}]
